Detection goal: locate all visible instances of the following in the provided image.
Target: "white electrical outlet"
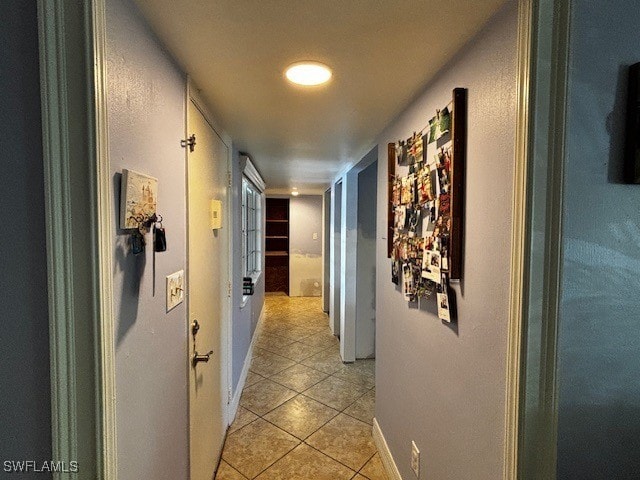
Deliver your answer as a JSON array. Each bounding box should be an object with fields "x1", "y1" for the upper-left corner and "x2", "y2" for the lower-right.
[
  {"x1": 166, "y1": 270, "x2": 185, "y2": 312},
  {"x1": 411, "y1": 441, "x2": 420, "y2": 477}
]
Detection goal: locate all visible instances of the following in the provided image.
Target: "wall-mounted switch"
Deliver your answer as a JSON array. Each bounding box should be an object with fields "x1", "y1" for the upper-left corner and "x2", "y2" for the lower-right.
[{"x1": 166, "y1": 270, "x2": 185, "y2": 312}]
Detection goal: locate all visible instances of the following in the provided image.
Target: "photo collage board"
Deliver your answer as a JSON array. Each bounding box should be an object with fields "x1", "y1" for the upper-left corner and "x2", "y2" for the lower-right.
[{"x1": 389, "y1": 88, "x2": 466, "y2": 323}]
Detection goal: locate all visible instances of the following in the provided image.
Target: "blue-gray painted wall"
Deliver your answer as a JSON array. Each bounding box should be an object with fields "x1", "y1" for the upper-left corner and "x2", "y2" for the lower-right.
[
  {"x1": 0, "y1": 0, "x2": 52, "y2": 474},
  {"x1": 106, "y1": 0, "x2": 189, "y2": 477},
  {"x1": 231, "y1": 148, "x2": 265, "y2": 392},
  {"x1": 356, "y1": 160, "x2": 377, "y2": 358},
  {"x1": 556, "y1": 1, "x2": 640, "y2": 478},
  {"x1": 374, "y1": 2, "x2": 517, "y2": 478}
]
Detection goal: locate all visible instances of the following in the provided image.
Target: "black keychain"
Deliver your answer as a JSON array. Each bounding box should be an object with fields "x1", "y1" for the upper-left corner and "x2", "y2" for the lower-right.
[
  {"x1": 131, "y1": 230, "x2": 145, "y2": 255},
  {"x1": 154, "y1": 215, "x2": 167, "y2": 252}
]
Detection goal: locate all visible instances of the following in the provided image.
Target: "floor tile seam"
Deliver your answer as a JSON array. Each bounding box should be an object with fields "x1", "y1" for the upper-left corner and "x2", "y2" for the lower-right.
[
  {"x1": 248, "y1": 363, "x2": 297, "y2": 378},
  {"x1": 228, "y1": 415, "x2": 260, "y2": 435},
  {"x1": 218, "y1": 459, "x2": 249, "y2": 480},
  {"x1": 298, "y1": 361, "x2": 342, "y2": 376},
  {"x1": 243, "y1": 390, "x2": 299, "y2": 418},
  {"x1": 259, "y1": 407, "x2": 338, "y2": 443},
  {"x1": 266, "y1": 369, "x2": 330, "y2": 393},
  {"x1": 330, "y1": 371, "x2": 376, "y2": 390},
  {"x1": 303, "y1": 430, "x2": 378, "y2": 473},
  {"x1": 338, "y1": 409, "x2": 374, "y2": 426},
  {"x1": 297, "y1": 391, "x2": 345, "y2": 411},
  {"x1": 355, "y1": 451, "x2": 379, "y2": 478},
  {"x1": 335, "y1": 384, "x2": 373, "y2": 412},
  {"x1": 259, "y1": 345, "x2": 331, "y2": 363},
  {"x1": 234, "y1": 438, "x2": 302, "y2": 480},
  {"x1": 301, "y1": 440, "x2": 360, "y2": 476}
]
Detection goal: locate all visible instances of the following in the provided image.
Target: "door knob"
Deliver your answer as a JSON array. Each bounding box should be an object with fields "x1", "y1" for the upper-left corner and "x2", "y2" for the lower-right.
[
  {"x1": 192, "y1": 350, "x2": 213, "y2": 366},
  {"x1": 191, "y1": 319, "x2": 200, "y2": 336}
]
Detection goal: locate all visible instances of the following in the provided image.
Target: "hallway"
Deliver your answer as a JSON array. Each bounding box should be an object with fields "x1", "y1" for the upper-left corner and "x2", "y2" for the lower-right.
[{"x1": 216, "y1": 295, "x2": 384, "y2": 480}]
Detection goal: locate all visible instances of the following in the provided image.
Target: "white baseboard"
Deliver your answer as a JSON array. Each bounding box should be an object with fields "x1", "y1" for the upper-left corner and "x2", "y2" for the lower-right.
[
  {"x1": 228, "y1": 303, "x2": 266, "y2": 423},
  {"x1": 373, "y1": 417, "x2": 403, "y2": 480}
]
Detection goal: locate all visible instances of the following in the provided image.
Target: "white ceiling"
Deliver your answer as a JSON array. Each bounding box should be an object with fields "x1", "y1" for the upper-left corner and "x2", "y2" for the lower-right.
[{"x1": 132, "y1": 0, "x2": 506, "y2": 194}]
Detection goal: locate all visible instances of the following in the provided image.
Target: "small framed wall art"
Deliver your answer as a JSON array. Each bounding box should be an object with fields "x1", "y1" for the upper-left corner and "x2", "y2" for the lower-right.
[{"x1": 120, "y1": 168, "x2": 158, "y2": 229}]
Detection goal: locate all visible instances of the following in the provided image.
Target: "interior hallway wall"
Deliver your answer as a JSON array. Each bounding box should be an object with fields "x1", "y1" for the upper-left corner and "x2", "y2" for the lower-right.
[
  {"x1": 374, "y1": 2, "x2": 517, "y2": 478},
  {"x1": 356, "y1": 160, "x2": 378, "y2": 359},
  {"x1": 290, "y1": 195, "x2": 323, "y2": 297},
  {"x1": 556, "y1": 1, "x2": 640, "y2": 477},
  {"x1": 106, "y1": 0, "x2": 188, "y2": 477},
  {"x1": 0, "y1": 0, "x2": 52, "y2": 471},
  {"x1": 322, "y1": 190, "x2": 331, "y2": 312},
  {"x1": 231, "y1": 149, "x2": 265, "y2": 392}
]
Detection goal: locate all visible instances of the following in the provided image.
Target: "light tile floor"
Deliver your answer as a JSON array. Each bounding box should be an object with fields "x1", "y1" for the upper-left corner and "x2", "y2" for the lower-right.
[{"x1": 216, "y1": 295, "x2": 387, "y2": 480}]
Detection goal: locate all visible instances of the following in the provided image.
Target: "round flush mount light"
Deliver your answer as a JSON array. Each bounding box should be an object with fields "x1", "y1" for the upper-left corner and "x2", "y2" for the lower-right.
[
  {"x1": 285, "y1": 62, "x2": 332, "y2": 86},
  {"x1": 291, "y1": 188, "x2": 300, "y2": 196}
]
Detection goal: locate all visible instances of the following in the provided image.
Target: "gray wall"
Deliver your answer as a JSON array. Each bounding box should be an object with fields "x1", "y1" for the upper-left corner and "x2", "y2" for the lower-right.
[
  {"x1": 231, "y1": 149, "x2": 265, "y2": 392},
  {"x1": 556, "y1": 1, "x2": 640, "y2": 478},
  {"x1": 323, "y1": 190, "x2": 331, "y2": 312},
  {"x1": 374, "y1": 2, "x2": 517, "y2": 479},
  {"x1": 290, "y1": 195, "x2": 323, "y2": 297},
  {"x1": 107, "y1": 0, "x2": 189, "y2": 477},
  {"x1": 0, "y1": 0, "x2": 52, "y2": 473},
  {"x1": 356, "y1": 160, "x2": 377, "y2": 359}
]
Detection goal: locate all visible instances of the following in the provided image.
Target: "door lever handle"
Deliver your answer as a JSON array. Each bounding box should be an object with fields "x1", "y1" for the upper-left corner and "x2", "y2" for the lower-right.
[{"x1": 192, "y1": 350, "x2": 213, "y2": 366}]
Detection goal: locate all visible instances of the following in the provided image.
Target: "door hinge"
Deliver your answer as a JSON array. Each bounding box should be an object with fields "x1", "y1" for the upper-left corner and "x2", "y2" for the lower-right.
[
  {"x1": 227, "y1": 281, "x2": 232, "y2": 298},
  {"x1": 180, "y1": 134, "x2": 196, "y2": 152},
  {"x1": 227, "y1": 171, "x2": 232, "y2": 187},
  {"x1": 227, "y1": 387, "x2": 232, "y2": 404}
]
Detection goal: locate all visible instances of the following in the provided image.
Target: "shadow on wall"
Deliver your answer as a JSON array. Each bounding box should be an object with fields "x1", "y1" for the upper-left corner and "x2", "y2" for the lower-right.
[
  {"x1": 607, "y1": 65, "x2": 631, "y2": 184},
  {"x1": 113, "y1": 172, "x2": 144, "y2": 346}
]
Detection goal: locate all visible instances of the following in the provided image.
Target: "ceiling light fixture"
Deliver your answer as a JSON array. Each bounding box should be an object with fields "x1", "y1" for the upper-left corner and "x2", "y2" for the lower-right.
[
  {"x1": 291, "y1": 188, "x2": 299, "y2": 196},
  {"x1": 285, "y1": 62, "x2": 332, "y2": 86}
]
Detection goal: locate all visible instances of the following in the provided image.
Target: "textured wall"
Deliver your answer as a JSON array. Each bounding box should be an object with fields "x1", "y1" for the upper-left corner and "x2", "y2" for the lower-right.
[
  {"x1": 290, "y1": 196, "x2": 323, "y2": 297},
  {"x1": 374, "y1": 2, "x2": 517, "y2": 478},
  {"x1": 106, "y1": 0, "x2": 189, "y2": 477},
  {"x1": 356, "y1": 160, "x2": 377, "y2": 358},
  {"x1": 556, "y1": 1, "x2": 640, "y2": 478},
  {"x1": 0, "y1": 0, "x2": 52, "y2": 472},
  {"x1": 231, "y1": 148, "x2": 265, "y2": 392}
]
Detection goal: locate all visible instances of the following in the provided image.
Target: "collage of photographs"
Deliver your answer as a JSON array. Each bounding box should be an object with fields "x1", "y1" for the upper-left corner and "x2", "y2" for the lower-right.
[{"x1": 390, "y1": 104, "x2": 455, "y2": 323}]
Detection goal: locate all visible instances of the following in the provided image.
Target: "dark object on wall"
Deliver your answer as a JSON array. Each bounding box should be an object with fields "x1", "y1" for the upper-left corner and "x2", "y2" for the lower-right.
[
  {"x1": 154, "y1": 215, "x2": 167, "y2": 252},
  {"x1": 450, "y1": 88, "x2": 467, "y2": 280},
  {"x1": 243, "y1": 277, "x2": 255, "y2": 295},
  {"x1": 624, "y1": 62, "x2": 640, "y2": 183},
  {"x1": 265, "y1": 198, "x2": 290, "y2": 295},
  {"x1": 387, "y1": 143, "x2": 395, "y2": 258}
]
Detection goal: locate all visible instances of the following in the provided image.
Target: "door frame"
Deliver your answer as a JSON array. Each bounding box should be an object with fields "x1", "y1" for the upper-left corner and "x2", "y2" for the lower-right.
[
  {"x1": 186, "y1": 80, "x2": 234, "y2": 434},
  {"x1": 503, "y1": 0, "x2": 571, "y2": 478},
  {"x1": 185, "y1": 76, "x2": 233, "y2": 427},
  {"x1": 38, "y1": 0, "x2": 117, "y2": 478}
]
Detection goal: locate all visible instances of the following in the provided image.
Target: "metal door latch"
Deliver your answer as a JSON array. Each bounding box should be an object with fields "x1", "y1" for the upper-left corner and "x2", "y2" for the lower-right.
[
  {"x1": 181, "y1": 134, "x2": 196, "y2": 152},
  {"x1": 192, "y1": 350, "x2": 213, "y2": 366}
]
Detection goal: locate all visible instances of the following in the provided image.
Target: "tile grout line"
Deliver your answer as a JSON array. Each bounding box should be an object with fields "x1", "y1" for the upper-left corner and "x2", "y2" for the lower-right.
[{"x1": 221, "y1": 297, "x2": 378, "y2": 480}]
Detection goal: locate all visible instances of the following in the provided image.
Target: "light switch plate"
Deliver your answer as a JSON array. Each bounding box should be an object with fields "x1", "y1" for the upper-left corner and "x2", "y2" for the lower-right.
[
  {"x1": 210, "y1": 199, "x2": 222, "y2": 229},
  {"x1": 312, "y1": 232, "x2": 318, "y2": 240},
  {"x1": 166, "y1": 270, "x2": 185, "y2": 312}
]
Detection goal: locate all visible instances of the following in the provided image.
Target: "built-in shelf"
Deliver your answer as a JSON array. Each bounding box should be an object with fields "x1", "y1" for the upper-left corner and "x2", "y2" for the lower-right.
[{"x1": 265, "y1": 198, "x2": 290, "y2": 295}]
